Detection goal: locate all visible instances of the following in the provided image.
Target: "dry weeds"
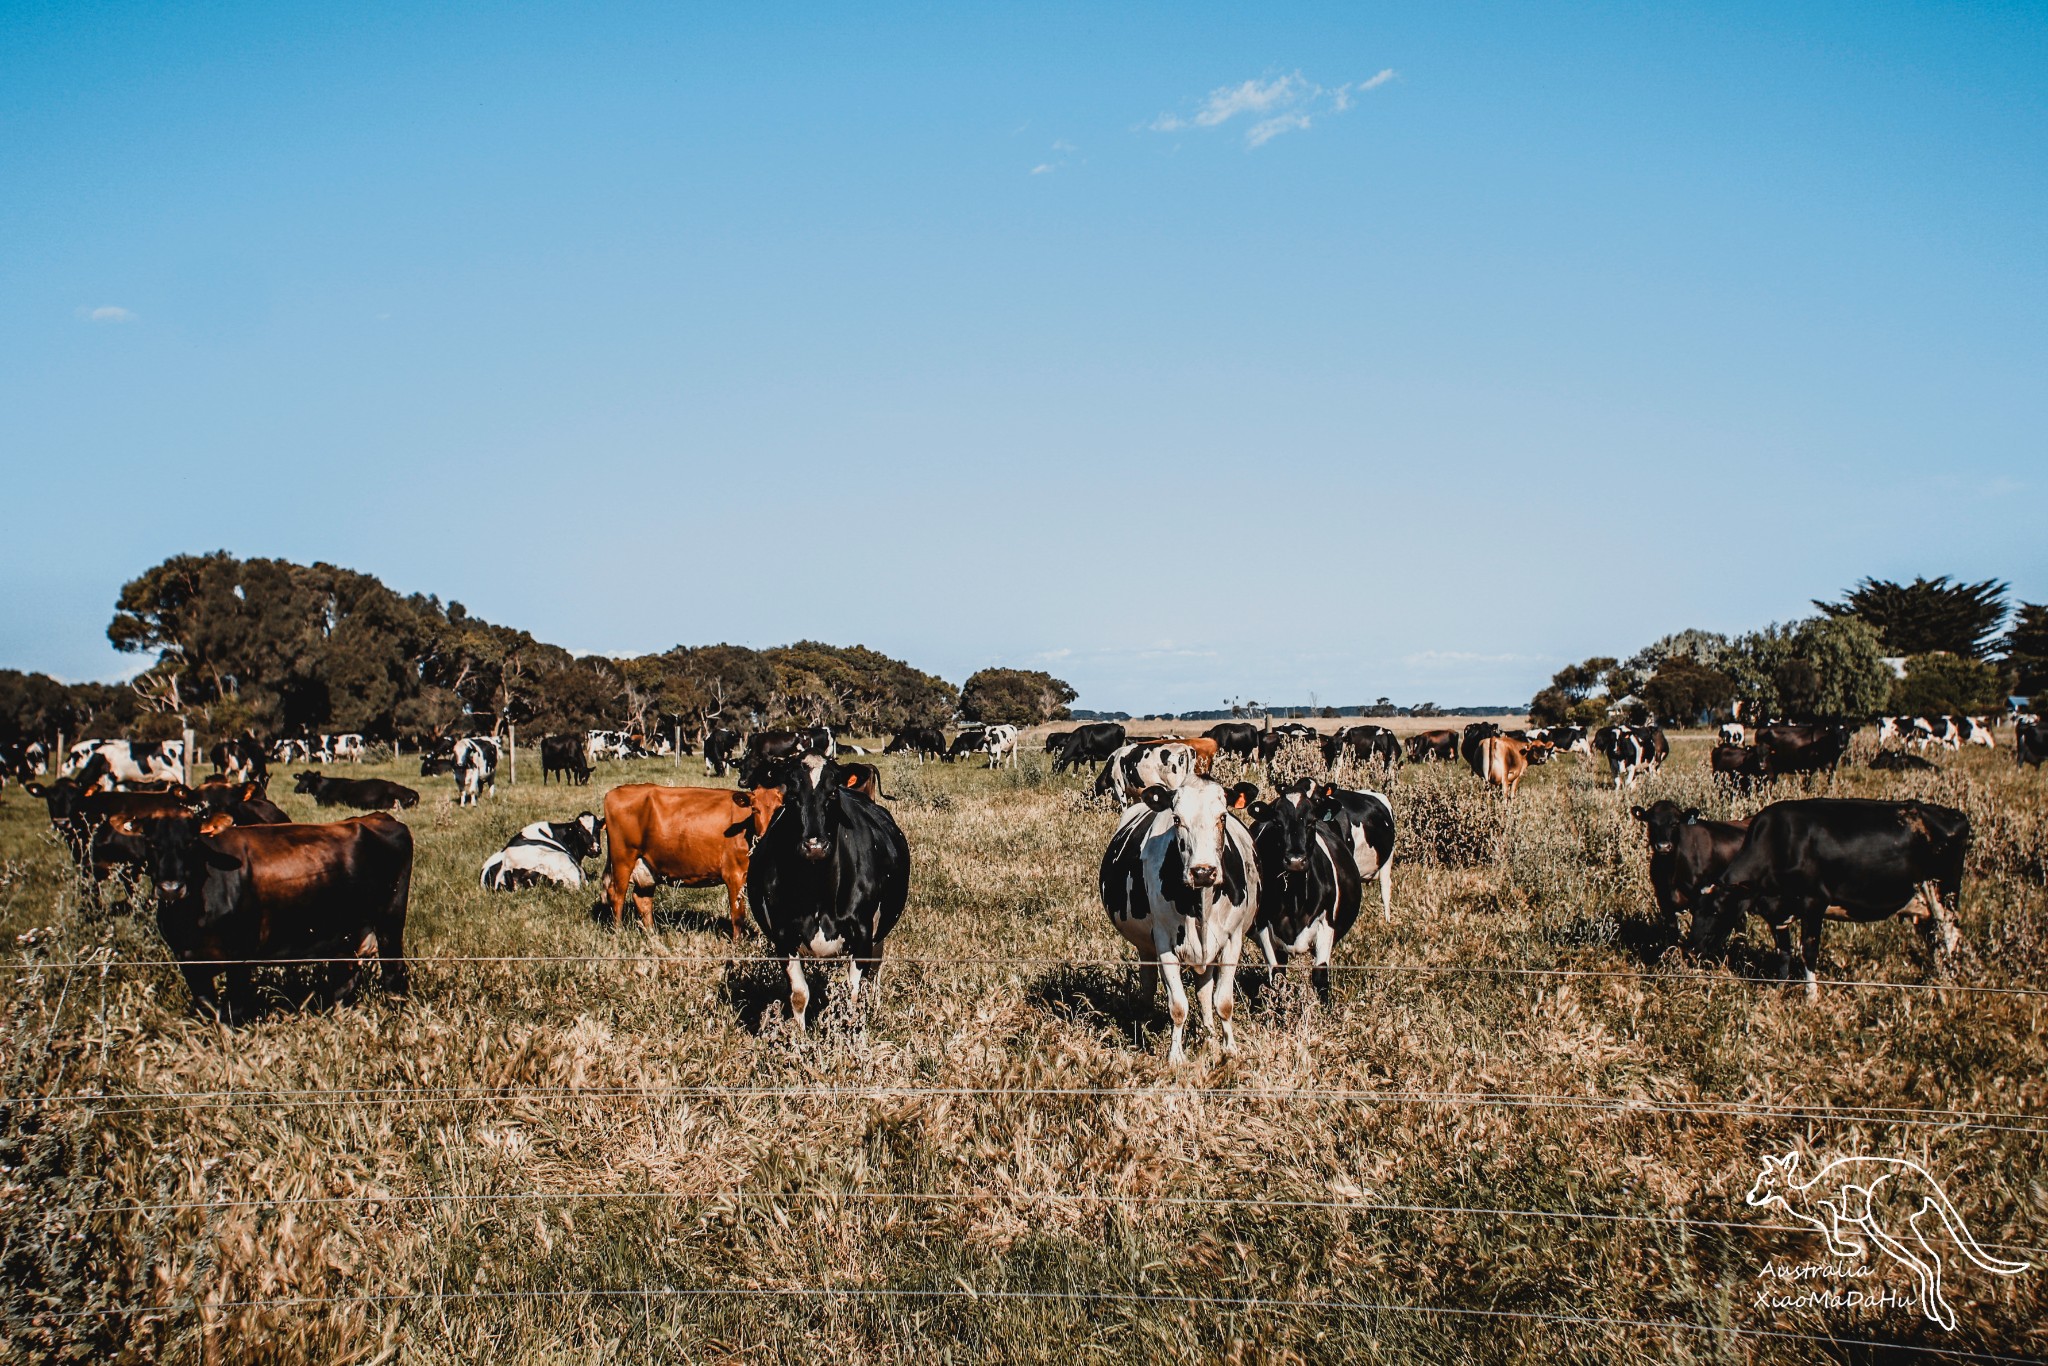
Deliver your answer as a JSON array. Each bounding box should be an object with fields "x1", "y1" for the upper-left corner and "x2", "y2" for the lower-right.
[{"x1": 0, "y1": 736, "x2": 2042, "y2": 1363}]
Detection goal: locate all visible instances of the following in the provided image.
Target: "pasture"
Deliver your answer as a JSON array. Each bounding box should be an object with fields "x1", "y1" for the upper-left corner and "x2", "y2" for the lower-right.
[{"x1": 3, "y1": 731, "x2": 2044, "y2": 1362}]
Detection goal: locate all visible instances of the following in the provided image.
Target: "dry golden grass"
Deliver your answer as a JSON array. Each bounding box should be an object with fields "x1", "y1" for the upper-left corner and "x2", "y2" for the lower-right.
[{"x1": 1, "y1": 736, "x2": 2043, "y2": 1362}]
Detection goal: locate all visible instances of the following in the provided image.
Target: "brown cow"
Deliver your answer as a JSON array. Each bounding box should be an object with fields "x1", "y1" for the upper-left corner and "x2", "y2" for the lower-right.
[
  {"x1": 1408, "y1": 729, "x2": 1459, "y2": 763},
  {"x1": 1478, "y1": 735, "x2": 1544, "y2": 798},
  {"x1": 602, "y1": 783, "x2": 785, "y2": 936}
]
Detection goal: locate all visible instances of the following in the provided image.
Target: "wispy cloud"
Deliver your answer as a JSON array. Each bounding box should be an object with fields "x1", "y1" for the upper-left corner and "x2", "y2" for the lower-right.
[
  {"x1": 1149, "y1": 68, "x2": 1396, "y2": 148},
  {"x1": 83, "y1": 305, "x2": 135, "y2": 323},
  {"x1": 1028, "y1": 139, "x2": 1080, "y2": 176}
]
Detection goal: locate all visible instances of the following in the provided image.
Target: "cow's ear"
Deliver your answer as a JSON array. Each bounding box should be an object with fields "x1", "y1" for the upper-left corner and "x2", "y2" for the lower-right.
[
  {"x1": 1246, "y1": 800, "x2": 1273, "y2": 822},
  {"x1": 731, "y1": 791, "x2": 753, "y2": 808},
  {"x1": 106, "y1": 813, "x2": 138, "y2": 835},
  {"x1": 23, "y1": 783, "x2": 45, "y2": 797},
  {"x1": 1682, "y1": 808, "x2": 1701, "y2": 824},
  {"x1": 1140, "y1": 785, "x2": 1175, "y2": 812},
  {"x1": 199, "y1": 811, "x2": 234, "y2": 837},
  {"x1": 1226, "y1": 782, "x2": 1259, "y2": 809},
  {"x1": 1630, "y1": 806, "x2": 1647, "y2": 822},
  {"x1": 1317, "y1": 782, "x2": 1337, "y2": 801}
]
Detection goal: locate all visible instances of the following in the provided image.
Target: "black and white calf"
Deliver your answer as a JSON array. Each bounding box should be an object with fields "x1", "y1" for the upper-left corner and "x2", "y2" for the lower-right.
[
  {"x1": 1098, "y1": 777, "x2": 1261, "y2": 1064},
  {"x1": 1596, "y1": 727, "x2": 1650, "y2": 791},
  {"x1": 480, "y1": 813, "x2": 605, "y2": 889},
  {"x1": 453, "y1": 737, "x2": 498, "y2": 805},
  {"x1": 1246, "y1": 787, "x2": 1361, "y2": 1001}
]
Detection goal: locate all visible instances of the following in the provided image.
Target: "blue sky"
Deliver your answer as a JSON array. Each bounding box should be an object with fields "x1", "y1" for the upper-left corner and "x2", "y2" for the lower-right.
[{"x1": 3, "y1": 1, "x2": 2043, "y2": 710}]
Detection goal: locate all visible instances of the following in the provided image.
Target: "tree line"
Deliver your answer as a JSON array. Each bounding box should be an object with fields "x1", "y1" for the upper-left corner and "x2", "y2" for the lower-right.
[
  {"x1": 1531, "y1": 576, "x2": 2048, "y2": 728},
  {"x1": 0, "y1": 552, "x2": 1079, "y2": 748}
]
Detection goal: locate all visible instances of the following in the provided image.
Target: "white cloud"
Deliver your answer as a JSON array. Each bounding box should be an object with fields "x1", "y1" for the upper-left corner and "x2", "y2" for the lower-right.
[
  {"x1": 1246, "y1": 112, "x2": 1311, "y2": 147},
  {"x1": 1149, "y1": 67, "x2": 1396, "y2": 148},
  {"x1": 84, "y1": 305, "x2": 134, "y2": 323},
  {"x1": 1030, "y1": 163, "x2": 1055, "y2": 175}
]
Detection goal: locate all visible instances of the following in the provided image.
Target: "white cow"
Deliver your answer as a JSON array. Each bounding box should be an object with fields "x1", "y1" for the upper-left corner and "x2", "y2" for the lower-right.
[
  {"x1": 1099, "y1": 777, "x2": 1261, "y2": 1064},
  {"x1": 453, "y1": 736, "x2": 498, "y2": 805},
  {"x1": 331, "y1": 733, "x2": 367, "y2": 762}
]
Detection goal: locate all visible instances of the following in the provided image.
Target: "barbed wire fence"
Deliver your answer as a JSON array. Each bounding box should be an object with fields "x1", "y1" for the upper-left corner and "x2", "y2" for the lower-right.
[{"x1": 9, "y1": 926, "x2": 2047, "y2": 1357}]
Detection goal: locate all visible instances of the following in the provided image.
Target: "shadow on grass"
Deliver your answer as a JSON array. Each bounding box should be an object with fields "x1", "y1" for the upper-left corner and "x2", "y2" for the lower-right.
[{"x1": 720, "y1": 956, "x2": 835, "y2": 1035}]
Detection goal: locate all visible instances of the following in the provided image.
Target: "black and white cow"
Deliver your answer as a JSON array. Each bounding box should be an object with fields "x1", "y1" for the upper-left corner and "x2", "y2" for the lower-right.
[
  {"x1": 209, "y1": 734, "x2": 269, "y2": 785},
  {"x1": 2015, "y1": 720, "x2": 2048, "y2": 770},
  {"x1": 1306, "y1": 781, "x2": 1396, "y2": 920},
  {"x1": 1246, "y1": 787, "x2": 1362, "y2": 1001},
  {"x1": 981, "y1": 724, "x2": 1021, "y2": 768},
  {"x1": 1596, "y1": 727, "x2": 1650, "y2": 791},
  {"x1": 325, "y1": 733, "x2": 366, "y2": 762},
  {"x1": 943, "y1": 726, "x2": 988, "y2": 763},
  {"x1": 1098, "y1": 777, "x2": 1261, "y2": 1064},
  {"x1": 480, "y1": 813, "x2": 605, "y2": 890},
  {"x1": 65, "y1": 739, "x2": 184, "y2": 787},
  {"x1": 453, "y1": 737, "x2": 498, "y2": 805},
  {"x1": 1095, "y1": 742, "x2": 1199, "y2": 804},
  {"x1": 1957, "y1": 715, "x2": 1997, "y2": 749},
  {"x1": 747, "y1": 756, "x2": 912, "y2": 1030},
  {"x1": 1718, "y1": 722, "x2": 1746, "y2": 747}
]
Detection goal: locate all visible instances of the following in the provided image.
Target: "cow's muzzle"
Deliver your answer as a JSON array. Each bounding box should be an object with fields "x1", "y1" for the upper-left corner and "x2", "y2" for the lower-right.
[
  {"x1": 801, "y1": 838, "x2": 830, "y2": 861},
  {"x1": 1186, "y1": 864, "x2": 1219, "y2": 888},
  {"x1": 155, "y1": 879, "x2": 185, "y2": 896},
  {"x1": 1284, "y1": 855, "x2": 1309, "y2": 873}
]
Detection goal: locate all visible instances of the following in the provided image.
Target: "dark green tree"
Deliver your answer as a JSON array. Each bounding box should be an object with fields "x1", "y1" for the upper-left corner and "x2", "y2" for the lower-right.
[
  {"x1": 1639, "y1": 658, "x2": 1736, "y2": 724},
  {"x1": 959, "y1": 668, "x2": 1076, "y2": 726},
  {"x1": 1891, "y1": 654, "x2": 2004, "y2": 717},
  {"x1": 1817, "y1": 576, "x2": 2008, "y2": 659},
  {"x1": 2000, "y1": 602, "x2": 2048, "y2": 695},
  {"x1": 1528, "y1": 657, "x2": 1616, "y2": 727}
]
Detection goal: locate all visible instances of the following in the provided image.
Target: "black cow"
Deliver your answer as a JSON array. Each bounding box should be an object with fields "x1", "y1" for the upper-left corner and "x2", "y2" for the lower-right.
[
  {"x1": 2015, "y1": 720, "x2": 2047, "y2": 770},
  {"x1": 703, "y1": 727, "x2": 742, "y2": 777},
  {"x1": 1041, "y1": 730, "x2": 1073, "y2": 754},
  {"x1": 1203, "y1": 722, "x2": 1260, "y2": 760},
  {"x1": 193, "y1": 780, "x2": 289, "y2": 826},
  {"x1": 1339, "y1": 725, "x2": 1401, "y2": 770},
  {"x1": 24, "y1": 776, "x2": 198, "y2": 900},
  {"x1": 1690, "y1": 798, "x2": 1969, "y2": 994},
  {"x1": 1247, "y1": 789, "x2": 1362, "y2": 1001},
  {"x1": 748, "y1": 758, "x2": 911, "y2": 1029},
  {"x1": 738, "y1": 731, "x2": 806, "y2": 786},
  {"x1": 541, "y1": 734, "x2": 592, "y2": 786},
  {"x1": 1054, "y1": 722, "x2": 1127, "y2": 773},
  {"x1": 1711, "y1": 742, "x2": 1770, "y2": 790},
  {"x1": 944, "y1": 726, "x2": 989, "y2": 763},
  {"x1": 109, "y1": 810, "x2": 412, "y2": 1021},
  {"x1": 293, "y1": 771, "x2": 420, "y2": 810},
  {"x1": 1870, "y1": 749, "x2": 1936, "y2": 772},
  {"x1": 1754, "y1": 722, "x2": 1851, "y2": 776},
  {"x1": 884, "y1": 726, "x2": 947, "y2": 761},
  {"x1": 1631, "y1": 801, "x2": 1751, "y2": 932}
]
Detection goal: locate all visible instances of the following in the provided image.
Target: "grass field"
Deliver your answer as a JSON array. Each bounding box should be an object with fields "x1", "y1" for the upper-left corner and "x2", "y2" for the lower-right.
[{"x1": 2, "y1": 730, "x2": 2044, "y2": 1363}]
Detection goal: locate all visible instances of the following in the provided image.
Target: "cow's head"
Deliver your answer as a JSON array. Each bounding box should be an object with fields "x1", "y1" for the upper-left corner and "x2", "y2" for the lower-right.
[
  {"x1": 729, "y1": 785, "x2": 784, "y2": 840},
  {"x1": 1630, "y1": 800, "x2": 1699, "y2": 857},
  {"x1": 105, "y1": 810, "x2": 237, "y2": 899},
  {"x1": 1247, "y1": 789, "x2": 1317, "y2": 880},
  {"x1": 1141, "y1": 778, "x2": 1248, "y2": 898},
  {"x1": 293, "y1": 771, "x2": 323, "y2": 794},
  {"x1": 23, "y1": 777, "x2": 90, "y2": 822},
  {"x1": 774, "y1": 759, "x2": 847, "y2": 861}
]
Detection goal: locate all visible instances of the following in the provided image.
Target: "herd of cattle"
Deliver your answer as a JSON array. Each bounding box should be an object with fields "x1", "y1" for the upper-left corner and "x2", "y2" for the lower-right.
[{"x1": 1, "y1": 707, "x2": 2039, "y2": 1046}]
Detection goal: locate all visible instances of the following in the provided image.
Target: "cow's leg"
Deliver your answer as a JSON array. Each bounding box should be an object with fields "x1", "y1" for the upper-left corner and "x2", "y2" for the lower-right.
[
  {"x1": 1212, "y1": 933, "x2": 1245, "y2": 1055},
  {"x1": 1797, "y1": 905, "x2": 1825, "y2": 1001},
  {"x1": 1310, "y1": 918, "x2": 1336, "y2": 1004},
  {"x1": 1158, "y1": 942, "x2": 1191, "y2": 1064},
  {"x1": 723, "y1": 867, "x2": 747, "y2": 943},
  {"x1": 785, "y1": 955, "x2": 810, "y2": 1031},
  {"x1": 1377, "y1": 857, "x2": 1394, "y2": 920},
  {"x1": 604, "y1": 857, "x2": 630, "y2": 928}
]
